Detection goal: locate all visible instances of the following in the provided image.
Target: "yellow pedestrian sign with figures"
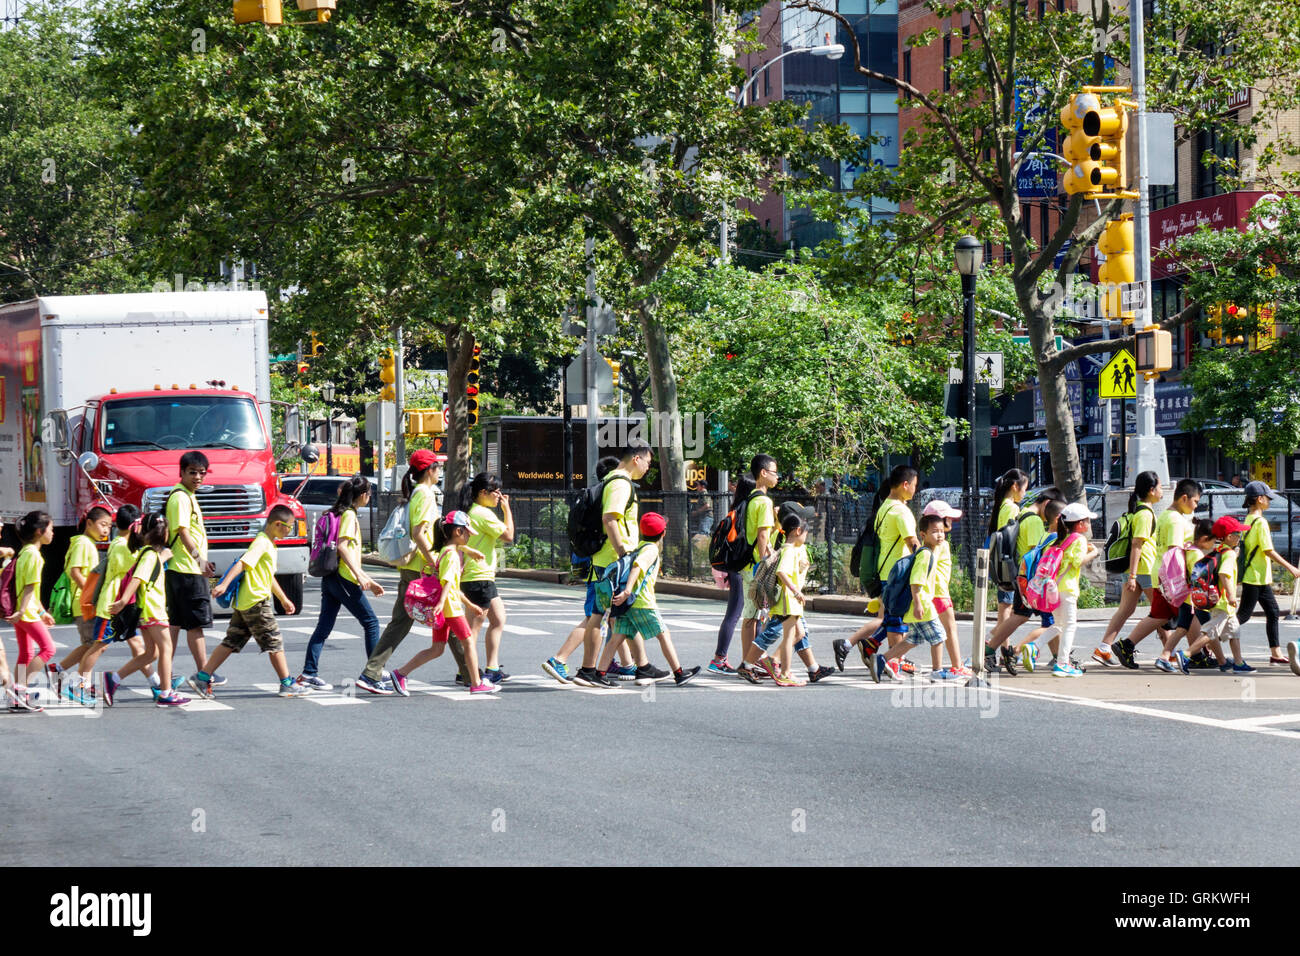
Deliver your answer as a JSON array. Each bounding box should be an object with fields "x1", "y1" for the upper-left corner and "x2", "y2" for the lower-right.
[{"x1": 1099, "y1": 349, "x2": 1137, "y2": 399}]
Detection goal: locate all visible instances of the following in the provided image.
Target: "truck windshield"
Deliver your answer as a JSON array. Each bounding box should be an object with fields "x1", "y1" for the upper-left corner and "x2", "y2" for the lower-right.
[{"x1": 102, "y1": 397, "x2": 266, "y2": 452}]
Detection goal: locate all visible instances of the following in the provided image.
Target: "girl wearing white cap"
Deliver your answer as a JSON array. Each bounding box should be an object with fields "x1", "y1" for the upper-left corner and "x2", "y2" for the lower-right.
[{"x1": 1052, "y1": 503, "x2": 1100, "y2": 676}]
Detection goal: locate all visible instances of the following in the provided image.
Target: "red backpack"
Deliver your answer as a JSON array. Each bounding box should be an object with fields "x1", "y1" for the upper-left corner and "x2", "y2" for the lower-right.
[{"x1": 0, "y1": 557, "x2": 18, "y2": 619}]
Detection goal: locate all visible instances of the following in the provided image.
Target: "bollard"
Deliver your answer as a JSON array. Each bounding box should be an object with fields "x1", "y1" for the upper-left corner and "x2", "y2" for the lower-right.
[{"x1": 968, "y1": 548, "x2": 990, "y2": 687}]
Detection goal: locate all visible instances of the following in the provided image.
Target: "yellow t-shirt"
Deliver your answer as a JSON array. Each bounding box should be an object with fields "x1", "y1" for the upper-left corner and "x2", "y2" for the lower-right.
[
  {"x1": 1132, "y1": 505, "x2": 1157, "y2": 577},
  {"x1": 771, "y1": 542, "x2": 808, "y2": 618},
  {"x1": 933, "y1": 539, "x2": 952, "y2": 599},
  {"x1": 628, "y1": 542, "x2": 661, "y2": 611},
  {"x1": 399, "y1": 484, "x2": 440, "y2": 574},
  {"x1": 1057, "y1": 533, "x2": 1088, "y2": 598},
  {"x1": 902, "y1": 547, "x2": 937, "y2": 624},
  {"x1": 63, "y1": 533, "x2": 99, "y2": 612},
  {"x1": 338, "y1": 509, "x2": 362, "y2": 586},
  {"x1": 13, "y1": 543, "x2": 44, "y2": 623},
  {"x1": 744, "y1": 493, "x2": 778, "y2": 569},
  {"x1": 1016, "y1": 508, "x2": 1046, "y2": 561},
  {"x1": 1154, "y1": 507, "x2": 1192, "y2": 561},
  {"x1": 132, "y1": 549, "x2": 168, "y2": 624},
  {"x1": 1214, "y1": 544, "x2": 1238, "y2": 614},
  {"x1": 592, "y1": 470, "x2": 639, "y2": 570},
  {"x1": 235, "y1": 532, "x2": 277, "y2": 611},
  {"x1": 1241, "y1": 516, "x2": 1273, "y2": 586},
  {"x1": 165, "y1": 484, "x2": 207, "y2": 574},
  {"x1": 876, "y1": 499, "x2": 916, "y2": 583},
  {"x1": 436, "y1": 546, "x2": 465, "y2": 618},
  {"x1": 96, "y1": 537, "x2": 136, "y2": 619},
  {"x1": 996, "y1": 498, "x2": 1018, "y2": 531},
  {"x1": 463, "y1": 503, "x2": 507, "y2": 583}
]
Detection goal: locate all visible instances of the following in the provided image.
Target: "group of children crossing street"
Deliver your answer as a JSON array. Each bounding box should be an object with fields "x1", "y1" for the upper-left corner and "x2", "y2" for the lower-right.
[{"x1": 5, "y1": 449, "x2": 1300, "y2": 712}]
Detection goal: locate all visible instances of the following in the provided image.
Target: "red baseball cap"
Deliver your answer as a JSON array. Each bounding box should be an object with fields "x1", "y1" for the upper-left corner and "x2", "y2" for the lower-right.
[
  {"x1": 639, "y1": 512, "x2": 667, "y2": 537},
  {"x1": 409, "y1": 449, "x2": 446, "y2": 470},
  {"x1": 1212, "y1": 515, "x2": 1249, "y2": 537}
]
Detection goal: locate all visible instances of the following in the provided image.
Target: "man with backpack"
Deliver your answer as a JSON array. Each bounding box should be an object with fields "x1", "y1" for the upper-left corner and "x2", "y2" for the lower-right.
[
  {"x1": 169, "y1": 452, "x2": 221, "y2": 690},
  {"x1": 729, "y1": 455, "x2": 780, "y2": 683},
  {"x1": 543, "y1": 443, "x2": 653, "y2": 689}
]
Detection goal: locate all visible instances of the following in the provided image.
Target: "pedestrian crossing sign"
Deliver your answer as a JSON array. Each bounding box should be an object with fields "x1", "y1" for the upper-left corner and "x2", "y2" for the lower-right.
[{"x1": 1099, "y1": 349, "x2": 1137, "y2": 399}]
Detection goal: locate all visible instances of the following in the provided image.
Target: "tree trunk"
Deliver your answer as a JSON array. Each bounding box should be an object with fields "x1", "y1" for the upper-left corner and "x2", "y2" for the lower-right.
[
  {"x1": 445, "y1": 326, "x2": 475, "y2": 495},
  {"x1": 1032, "y1": 323, "x2": 1086, "y2": 504},
  {"x1": 637, "y1": 299, "x2": 687, "y2": 492}
]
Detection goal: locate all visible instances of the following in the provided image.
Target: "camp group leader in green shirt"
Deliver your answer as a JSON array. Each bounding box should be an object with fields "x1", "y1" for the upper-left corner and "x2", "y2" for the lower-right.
[{"x1": 164, "y1": 454, "x2": 217, "y2": 633}]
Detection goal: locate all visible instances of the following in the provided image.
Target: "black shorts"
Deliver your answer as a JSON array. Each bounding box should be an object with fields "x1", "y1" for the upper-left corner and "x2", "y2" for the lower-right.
[
  {"x1": 166, "y1": 570, "x2": 213, "y2": 630},
  {"x1": 461, "y1": 579, "x2": 499, "y2": 607},
  {"x1": 1176, "y1": 603, "x2": 1212, "y2": 630}
]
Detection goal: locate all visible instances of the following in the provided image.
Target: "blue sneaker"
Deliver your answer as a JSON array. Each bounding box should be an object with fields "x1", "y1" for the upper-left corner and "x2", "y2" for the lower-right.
[
  {"x1": 1219, "y1": 661, "x2": 1235, "y2": 673},
  {"x1": 542, "y1": 657, "x2": 573, "y2": 684},
  {"x1": 607, "y1": 663, "x2": 638, "y2": 682},
  {"x1": 1052, "y1": 661, "x2": 1082, "y2": 677},
  {"x1": 872, "y1": 654, "x2": 893, "y2": 683},
  {"x1": 707, "y1": 657, "x2": 736, "y2": 675},
  {"x1": 1175, "y1": 650, "x2": 1190, "y2": 675},
  {"x1": 1154, "y1": 658, "x2": 1175, "y2": 674},
  {"x1": 355, "y1": 674, "x2": 394, "y2": 696},
  {"x1": 172, "y1": 676, "x2": 186, "y2": 690},
  {"x1": 930, "y1": 667, "x2": 958, "y2": 681},
  {"x1": 484, "y1": 667, "x2": 511, "y2": 684},
  {"x1": 1021, "y1": 643, "x2": 1039, "y2": 673},
  {"x1": 209, "y1": 673, "x2": 227, "y2": 686},
  {"x1": 1232, "y1": 661, "x2": 1256, "y2": 674}
]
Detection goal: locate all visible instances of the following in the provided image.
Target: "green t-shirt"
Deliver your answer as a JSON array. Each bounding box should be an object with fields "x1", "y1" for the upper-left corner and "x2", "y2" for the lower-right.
[
  {"x1": 96, "y1": 537, "x2": 136, "y2": 619},
  {"x1": 1214, "y1": 544, "x2": 1238, "y2": 613},
  {"x1": 63, "y1": 533, "x2": 99, "y2": 611},
  {"x1": 628, "y1": 542, "x2": 661, "y2": 611},
  {"x1": 1241, "y1": 516, "x2": 1273, "y2": 586},
  {"x1": 876, "y1": 499, "x2": 916, "y2": 583},
  {"x1": 165, "y1": 484, "x2": 207, "y2": 574},
  {"x1": 236, "y1": 532, "x2": 277, "y2": 611},
  {"x1": 1132, "y1": 506, "x2": 1158, "y2": 577},
  {"x1": 902, "y1": 547, "x2": 937, "y2": 624},
  {"x1": 1057, "y1": 533, "x2": 1088, "y2": 598},
  {"x1": 14, "y1": 543, "x2": 44, "y2": 622},
  {"x1": 592, "y1": 470, "x2": 639, "y2": 569},
  {"x1": 399, "y1": 484, "x2": 440, "y2": 574},
  {"x1": 996, "y1": 498, "x2": 1018, "y2": 531},
  {"x1": 744, "y1": 492, "x2": 778, "y2": 569},
  {"x1": 1154, "y1": 507, "x2": 1192, "y2": 561},
  {"x1": 934, "y1": 539, "x2": 952, "y2": 599},
  {"x1": 338, "y1": 509, "x2": 362, "y2": 586},
  {"x1": 463, "y1": 503, "x2": 507, "y2": 583},
  {"x1": 1016, "y1": 508, "x2": 1046, "y2": 560},
  {"x1": 770, "y1": 542, "x2": 808, "y2": 618},
  {"x1": 132, "y1": 549, "x2": 168, "y2": 623},
  {"x1": 436, "y1": 546, "x2": 465, "y2": 618}
]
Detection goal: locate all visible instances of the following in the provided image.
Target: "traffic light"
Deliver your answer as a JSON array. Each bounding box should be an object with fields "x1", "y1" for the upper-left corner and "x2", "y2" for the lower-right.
[
  {"x1": 608, "y1": 359, "x2": 620, "y2": 388},
  {"x1": 378, "y1": 349, "x2": 396, "y2": 402},
  {"x1": 1097, "y1": 214, "x2": 1135, "y2": 323},
  {"x1": 1222, "y1": 303, "x2": 1246, "y2": 346},
  {"x1": 233, "y1": 0, "x2": 283, "y2": 25},
  {"x1": 1060, "y1": 92, "x2": 1133, "y2": 198},
  {"x1": 466, "y1": 345, "x2": 481, "y2": 427},
  {"x1": 1135, "y1": 328, "x2": 1172, "y2": 372},
  {"x1": 405, "y1": 408, "x2": 445, "y2": 437},
  {"x1": 1206, "y1": 303, "x2": 1224, "y2": 344},
  {"x1": 309, "y1": 331, "x2": 324, "y2": 360}
]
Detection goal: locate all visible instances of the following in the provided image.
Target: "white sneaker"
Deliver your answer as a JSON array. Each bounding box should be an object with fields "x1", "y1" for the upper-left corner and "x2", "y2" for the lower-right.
[
  {"x1": 280, "y1": 680, "x2": 313, "y2": 697},
  {"x1": 1287, "y1": 641, "x2": 1300, "y2": 678}
]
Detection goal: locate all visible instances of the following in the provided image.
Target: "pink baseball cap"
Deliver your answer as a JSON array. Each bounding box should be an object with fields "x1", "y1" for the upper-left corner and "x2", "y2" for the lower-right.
[{"x1": 922, "y1": 500, "x2": 962, "y2": 519}]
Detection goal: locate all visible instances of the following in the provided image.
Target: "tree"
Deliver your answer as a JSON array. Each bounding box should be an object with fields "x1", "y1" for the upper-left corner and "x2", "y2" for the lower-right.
[
  {"x1": 1170, "y1": 195, "x2": 1300, "y2": 462},
  {"x1": 789, "y1": 0, "x2": 1300, "y2": 503}
]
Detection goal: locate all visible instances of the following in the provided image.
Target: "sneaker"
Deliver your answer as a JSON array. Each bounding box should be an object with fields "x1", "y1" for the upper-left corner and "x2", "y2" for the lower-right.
[
  {"x1": 634, "y1": 664, "x2": 670, "y2": 685},
  {"x1": 484, "y1": 667, "x2": 511, "y2": 684},
  {"x1": 1001, "y1": 646, "x2": 1018, "y2": 676},
  {"x1": 1091, "y1": 646, "x2": 1118, "y2": 667},
  {"x1": 1154, "y1": 658, "x2": 1176, "y2": 674},
  {"x1": 858, "y1": 637, "x2": 877, "y2": 666},
  {"x1": 46, "y1": 662, "x2": 63, "y2": 694},
  {"x1": 832, "y1": 639, "x2": 850, "y2": 672},
  {"x1": 469, "y1": 682, "x2": 500, "y2": 694},
  {"x1": 1052, "y1": 662, "x2": 1082, "y2": 677},
  {"x1": 1069, "y1": 655, "x2": 1086, "y2": 672},
  {"x1": 1219, "y1": 661, "x2": 1235, "y2": 673},
  {"x1": 736, "y1": 664, "x2": 760, "y2": 684},
  {"x1": 1173, "y1": 650, "x2": 1189, "y2": 675},
  {"x1": 542, "y1": 658, "x2": 573, "y2": 684},
  {"x1": 607, "y1": 663, "x2": 639, "y2": 681},
  {"x1": 103, "y1": 672, "x2": 121, "y2": 708},
  {"x1": 984, "y1": 650, "x2": 998, "y2": 674},
  {"x1": 1021, "y1": 643, "x2": 1038, "y2": 673},
  {"x1": 1288, "y1": 641, "x2": 1300, "y2": 678},
  {"x1": 873, "y1": 655, "x2": 897, "y2": 683},
  {"x1": 279, "y1": 680, "x2": 312, "y2": 697},
  {"x1": 571, "y1": 667, "x2": 599, "y2": 688},
  {"x1": 155, "y1": 692, "x2": 190, "y2": 707},
  {"x1": 209, "y1": 673, "x2": 227, "y2": 687},
  {"x1": 356, "y1": 674, "x2": 395, "y2": 696},
  {"x1": 771, "y1": 669, "x2": 799, "y2": 687},
  {"x1": 588, "y1": 670, "x2": 619, "y2": 688},
  {"x1": 951, "y1": 665, "x2": 974, "y2": 678},
  {"x1": 7, "y1": 687, "x2": 41, "y2": 712},
  {"x1": 757, "y1": 657, "x2": 781, "y2": 681},
  {"x1": 390, "y1": 669, "x2": 411, "y2": 697},
  {"x1": 186, "y1": 674, "x2": 213, "y2": 699},
  {"x1": 1115, "y1": 638, "x2": 1139, "y2": 670},
  {"x1": 807, "y1": 665, "x2": 836, "y2": 683},
  {"x1": 674, "y1": 666, "x2": 701, "y2": 686},
  {"x1": 931, "y1": 667, "x2": 958, "y2": 681},
  {"x1": 707, "y1": 657, "x2": 735, "y2": 675},
  {"x1": 897, "y1": 657, "x2": 916, "y2": 675},
  {"x1": 455, "y1": 670, "x2": 484, "y2": 686},
  {"x1": 1232, "y1": 661, "x2": 1256, "y2": 674},
  {"x1": 296, "y1": 674, "x2": 334, "y2": 691}
]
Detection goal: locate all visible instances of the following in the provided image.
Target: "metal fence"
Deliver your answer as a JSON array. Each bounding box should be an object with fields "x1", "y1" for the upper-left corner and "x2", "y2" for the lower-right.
[{"x1": 364, "y1": 485, "x2": 1300, "y2": 595}]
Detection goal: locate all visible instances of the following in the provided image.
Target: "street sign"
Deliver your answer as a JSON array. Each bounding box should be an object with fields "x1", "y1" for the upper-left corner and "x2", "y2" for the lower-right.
[
  {"x1": 948, "y1": 351, "x2": 1004, "y2": 391},
  {"x1": 1121, "y1": 283, "x2": 1147, "y2": 312},
  {"x1": 1011, "y1": 334, "x2": 1064, "y2": 352},
  {"x1": 1098, "y1": 349, "x2": 1137, "y2": 399},
  {"x1": 565, "y1": 347, "x2": 614, "y2": 405}
]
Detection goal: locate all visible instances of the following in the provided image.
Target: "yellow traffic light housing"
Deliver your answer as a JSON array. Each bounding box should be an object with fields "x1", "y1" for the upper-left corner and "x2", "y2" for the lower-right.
[
  {"x1": 466, "y1": 345, "x2": 481, "y2": 426},
  {"x1": 1061, "y1": 90, "x2": 1137, "y2": 199},
  {"x1": 378, "y1": 349, "x2": 396, "y2": 402},
  {"x1": 1135, "y1": 327, "x2": 1172, "y2": 372},
  {"x1": 1223, "y1": 303, "x2": 1247, "y2": 346},
  {"x1": 405, "y1": 409, "x2": 446, "y2": 437},
  {"x1": 234, "y1": 0, "x2": 283, "y2": 25},
  {"x1": 1097, "y1": 215, "x2": 1135, "y2": 323}
]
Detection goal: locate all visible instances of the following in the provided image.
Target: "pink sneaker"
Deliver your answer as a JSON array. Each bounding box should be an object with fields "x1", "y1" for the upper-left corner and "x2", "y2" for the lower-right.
[
  {"x1": 155, "y1": 692, "x2": 190, "y2": 708},
  {"x1": 469, "y1": 682, "x2": 500, "y2": 694}
]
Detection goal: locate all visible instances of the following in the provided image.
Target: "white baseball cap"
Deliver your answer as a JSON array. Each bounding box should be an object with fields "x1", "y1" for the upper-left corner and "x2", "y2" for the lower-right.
[
  {"x1": 922, "y1": 500, "x2": 963, "y2": 519},
  {"x1": 1060, "y1": 502, "x2": 1098, "y2": 523}
]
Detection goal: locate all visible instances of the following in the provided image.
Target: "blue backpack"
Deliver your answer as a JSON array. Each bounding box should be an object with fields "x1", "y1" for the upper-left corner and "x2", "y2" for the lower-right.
[
  {"x1": 1015, "y1": 532, "x2": 1058, "y2": 603},
  {"x1": 881, "y1": 548, "x2": 935, "y2": 619},
  {"x1": 594, "y1": 545, "x2": 657, "y2": 618}
]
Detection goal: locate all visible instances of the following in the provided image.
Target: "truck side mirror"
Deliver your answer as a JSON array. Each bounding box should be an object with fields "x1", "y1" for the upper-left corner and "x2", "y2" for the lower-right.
[
  {"x1": 44, "y1": 410, "x2": 70, "y2": 452},
  {"x1": 77, "y1": 451, "x2": 100, "y2": 473},
  {"x1": 300, "y1": 443, "x2": 320, "y2": 464}
]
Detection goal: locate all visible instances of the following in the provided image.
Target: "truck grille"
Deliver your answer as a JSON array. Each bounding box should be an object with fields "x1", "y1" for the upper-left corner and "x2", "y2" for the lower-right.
[
  {"x1": 143, "y1": 484, "x2": 265, "y2": 517},
  {"x1": 205, "y1": 520, "x2": 263, "y2": 541}
]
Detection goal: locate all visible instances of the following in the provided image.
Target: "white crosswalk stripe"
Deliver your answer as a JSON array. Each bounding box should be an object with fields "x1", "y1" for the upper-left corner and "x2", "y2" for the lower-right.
[{"x1": 127, "y1": 687, "x2": 233, "y2": 711}]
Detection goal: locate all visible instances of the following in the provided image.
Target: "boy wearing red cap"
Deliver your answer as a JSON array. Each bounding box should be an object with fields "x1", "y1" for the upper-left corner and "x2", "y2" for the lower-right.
[
  {"x1": 1204, "y1": 516, "x2": 1254, "y2": 673},
  {"x1": 601, "y1": 512, "x2": 699, "y2": 686}
]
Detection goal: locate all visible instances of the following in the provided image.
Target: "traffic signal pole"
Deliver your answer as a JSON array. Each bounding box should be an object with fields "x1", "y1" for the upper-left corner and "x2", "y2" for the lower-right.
[
  {"x1": 395, "y1": 325, "x2": 406, "y2": 491},
  {"x1": 584, "y1": 236, "x2": 599, "y2": 485},
  {"x1": 1125, "y1": 0, "x2": 1169, "y2": 488}
]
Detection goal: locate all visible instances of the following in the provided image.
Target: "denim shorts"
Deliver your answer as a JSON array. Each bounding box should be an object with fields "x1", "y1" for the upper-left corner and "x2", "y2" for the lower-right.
[
  {"x1": 755, "y1": 615, "x2": 809, "y2": 653},
  {"x1": 883, "y1": 615, "x2": 909, "y2": 636},
  {"x1": 997, "y1": 588, "x2": 1016, "y2": 605},
  {"x1": 1135, "y1": 573, "x2": 1153, "y2": 592},
  {"x1": 908, "y1": 619, "x2": 945, "y2": 646}
]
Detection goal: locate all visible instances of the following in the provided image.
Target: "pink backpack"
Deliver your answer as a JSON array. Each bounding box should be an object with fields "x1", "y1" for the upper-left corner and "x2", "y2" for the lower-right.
[
  {"x1": 403, "y1": 574, "x2": 446, "y2": 629},
  {"x1": 1158, "y1": 544, "x2": 1192, "y2": 606},
  {"x1": 1025, "y1": 532, "x2": 1082, "y2": 613}
]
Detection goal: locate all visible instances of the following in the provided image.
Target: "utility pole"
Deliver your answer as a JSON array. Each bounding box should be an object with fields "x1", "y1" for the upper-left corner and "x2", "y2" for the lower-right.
[
  {"x1": 584, "y1": 236, "x2": 599, "y2": 486},
  {"x1": 394, "y1": 325, "x2": 406, "y2": 492}
]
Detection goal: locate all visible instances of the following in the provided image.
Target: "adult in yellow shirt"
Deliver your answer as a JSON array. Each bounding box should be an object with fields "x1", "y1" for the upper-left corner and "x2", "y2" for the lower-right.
[
  {"x1": 1235, "y1": 481, "x2": 1300, "y2": 667},
  {"x1": 736, "y1": 454, "x2": 780, "y2": 674},
  {"x1": 167, "y1": 451, "x2": 219, "y2": 687},
  {"x1": 1094, "y1": 470, "x2": 1162, "y2": 667}
]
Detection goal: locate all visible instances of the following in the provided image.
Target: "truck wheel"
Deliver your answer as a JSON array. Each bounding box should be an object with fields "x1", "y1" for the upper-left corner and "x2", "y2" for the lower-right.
[{"x1": 275, "y1": 573, "x2": 304, "y2": 616}]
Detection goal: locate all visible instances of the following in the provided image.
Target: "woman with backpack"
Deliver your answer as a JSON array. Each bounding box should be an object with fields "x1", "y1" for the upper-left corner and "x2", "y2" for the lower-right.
[
  {"x1": 1234, "y1": 481, "x2": 1299, "y2": 667},
  {"x1": 298, "y1": 476, "x2": 387, "y2": 690},
  {"x1": 1092, "y1": 471, "x2": 1162, "y2": 667},
  {"x1": 709, "y1": 472, "x2": 757, "y2": 675},
  {"x1": 987, "y1": 469, "x2": 1030, "y2": 631},
  {"x1": 459, "y1": 472, "x2": 515, "y2": 685}
]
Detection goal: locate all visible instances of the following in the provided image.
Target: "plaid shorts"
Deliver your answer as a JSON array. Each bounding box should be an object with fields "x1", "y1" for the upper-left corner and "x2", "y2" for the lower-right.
[
  {"x1": 907, "y1": 619, "x2": 946, "y2": 646},
  {"x1": 612, "y1": 606, "x2": 665, "y2": 640},
  {"x1": 221, "y1": 599, "x2": 283, "y2": 653}
]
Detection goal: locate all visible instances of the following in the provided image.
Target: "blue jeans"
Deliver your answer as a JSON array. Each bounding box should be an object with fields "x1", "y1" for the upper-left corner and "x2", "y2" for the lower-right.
[
  {"x1": 755, "y1": 615, "x2": 809, "y2": 653},
  {"x1": 302, "y1": 574, "x2": 380, "y2": 676}
]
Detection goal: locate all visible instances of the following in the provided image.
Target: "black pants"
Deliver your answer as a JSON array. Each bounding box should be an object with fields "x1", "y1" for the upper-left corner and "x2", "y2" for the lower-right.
[
  {"x1": 714, "y1": 571, "x2": 743, "y2": 659},
  {"x1": 1237, "y1": 584, "x2": 1280, "y2": 648}
]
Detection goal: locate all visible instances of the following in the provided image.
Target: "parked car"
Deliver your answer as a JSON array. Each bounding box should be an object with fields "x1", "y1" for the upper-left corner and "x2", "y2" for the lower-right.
[
  {"x1": 279, "y1": 474, "x2": 380, "y2": 549},
  {"x1": 1182, "y1": 479, "x2": 1300, "y2": 560}
]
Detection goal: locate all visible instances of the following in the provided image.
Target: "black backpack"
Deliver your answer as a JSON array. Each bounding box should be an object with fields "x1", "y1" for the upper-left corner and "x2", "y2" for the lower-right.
[
  {"x1": 568, "y1": 474, "x2": 637, "y2": 562},
  {"x1": 855, "y1": 501, "x2": 902, "y2": 599},
  {"x1": 1104, "y1": 504, "x2": 1154, "y2": 574},
  {"x1": 709, "y1": 491, "x2": 758, "y2": 573},
  {"x1": 989, "y1": 518, "x2": 1021, "y2": 592}
]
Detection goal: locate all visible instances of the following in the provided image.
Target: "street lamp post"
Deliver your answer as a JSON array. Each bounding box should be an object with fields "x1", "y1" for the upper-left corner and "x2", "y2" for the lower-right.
[
  {"x1": 321, "y1": 382, "x2": 336, "y2": 476},
  {"x1": 955, "y1": 235, "x2": 984, "y2": 573},
  {"x1": 721, "y1": 41, "x2": 845, "y2": 263}
]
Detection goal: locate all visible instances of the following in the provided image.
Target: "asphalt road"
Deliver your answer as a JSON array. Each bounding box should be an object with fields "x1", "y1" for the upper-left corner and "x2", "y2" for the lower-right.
[{"x1": 5, "y1": 573, "x2": 1299, "y2": 866}]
